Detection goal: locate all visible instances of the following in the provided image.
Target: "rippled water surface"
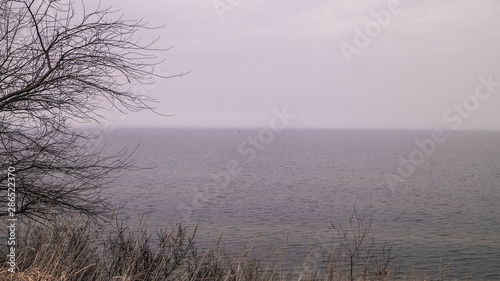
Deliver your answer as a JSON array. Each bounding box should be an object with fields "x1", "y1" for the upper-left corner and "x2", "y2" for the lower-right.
[{"x1": 104, "y1": 129, "x2": 500, "y2": 279}]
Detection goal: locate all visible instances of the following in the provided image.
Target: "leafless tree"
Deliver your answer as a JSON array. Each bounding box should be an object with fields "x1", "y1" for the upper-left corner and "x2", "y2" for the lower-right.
[
  {"x1": 0, "y1": 0, "x2": 184, "y2": 224},
  {"x1": 329, "y1": 207, "x2": 392, "y2": 281}
]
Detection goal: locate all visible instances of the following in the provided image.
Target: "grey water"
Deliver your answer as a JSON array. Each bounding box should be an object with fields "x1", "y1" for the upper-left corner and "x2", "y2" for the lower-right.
[{"x1": 103, "y1": 128, "x2": 500, "y2": 279}]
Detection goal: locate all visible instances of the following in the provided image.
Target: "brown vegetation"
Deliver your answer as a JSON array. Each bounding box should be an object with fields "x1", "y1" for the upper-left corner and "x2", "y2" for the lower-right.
[{"x1": 0, "y1": 211, "x2": 459, "y2": 281}]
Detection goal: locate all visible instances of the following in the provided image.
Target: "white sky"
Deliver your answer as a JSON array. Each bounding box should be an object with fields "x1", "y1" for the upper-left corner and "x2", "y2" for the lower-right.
[{"x1": 99, "y1": 0, "x2": 500, "y2": 130}]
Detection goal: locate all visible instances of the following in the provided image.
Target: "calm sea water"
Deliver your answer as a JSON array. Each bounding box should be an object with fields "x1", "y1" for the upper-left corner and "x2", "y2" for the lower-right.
[{"x1": 103, "y1": 129, "x2": 500, "y2": 279}]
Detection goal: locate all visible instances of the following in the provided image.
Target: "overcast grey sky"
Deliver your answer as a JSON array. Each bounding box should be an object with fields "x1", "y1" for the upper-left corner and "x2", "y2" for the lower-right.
[{"x1": 100, "y1": 0, "x2": 500, "y2": 130}]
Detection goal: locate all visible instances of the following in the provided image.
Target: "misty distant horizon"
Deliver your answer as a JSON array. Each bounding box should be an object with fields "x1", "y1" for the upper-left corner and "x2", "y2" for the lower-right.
[{"x1": 78, "y1": 123, "x2": 500, "y2": 132}]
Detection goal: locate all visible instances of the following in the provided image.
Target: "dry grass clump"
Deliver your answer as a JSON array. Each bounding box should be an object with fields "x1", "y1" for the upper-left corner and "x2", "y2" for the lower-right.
[
  {"x1": 0, "y1": 219, "x2": 284, "y2": 281},
  {"x1": 0, "y1": 212, "x2": 465, "y2": 281}
]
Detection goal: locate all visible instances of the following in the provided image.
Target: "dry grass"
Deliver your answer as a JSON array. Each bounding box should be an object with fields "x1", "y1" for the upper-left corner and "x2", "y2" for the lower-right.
[
  {"x1": 0, "y1": 219, "x2": 284, "y2": 281},
  {"x1": 0, "y1": 218, "x2": 467, "y2": 281}
]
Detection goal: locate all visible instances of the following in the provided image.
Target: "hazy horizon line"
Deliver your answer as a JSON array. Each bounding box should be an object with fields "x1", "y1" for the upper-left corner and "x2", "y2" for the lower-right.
[{"x1": 75, "y1": 125, "x2": 500, "y2": 132}]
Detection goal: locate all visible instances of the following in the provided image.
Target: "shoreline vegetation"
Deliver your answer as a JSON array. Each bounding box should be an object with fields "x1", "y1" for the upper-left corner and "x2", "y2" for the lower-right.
[{"x1": 0, "y1": 214, "x2": 467, "y2": 281}]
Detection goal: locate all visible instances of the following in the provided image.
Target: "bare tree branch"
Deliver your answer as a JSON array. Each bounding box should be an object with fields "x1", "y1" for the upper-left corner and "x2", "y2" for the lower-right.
[{"x1": 0, "y1": 0, "x2": 184, "y2": 224}]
